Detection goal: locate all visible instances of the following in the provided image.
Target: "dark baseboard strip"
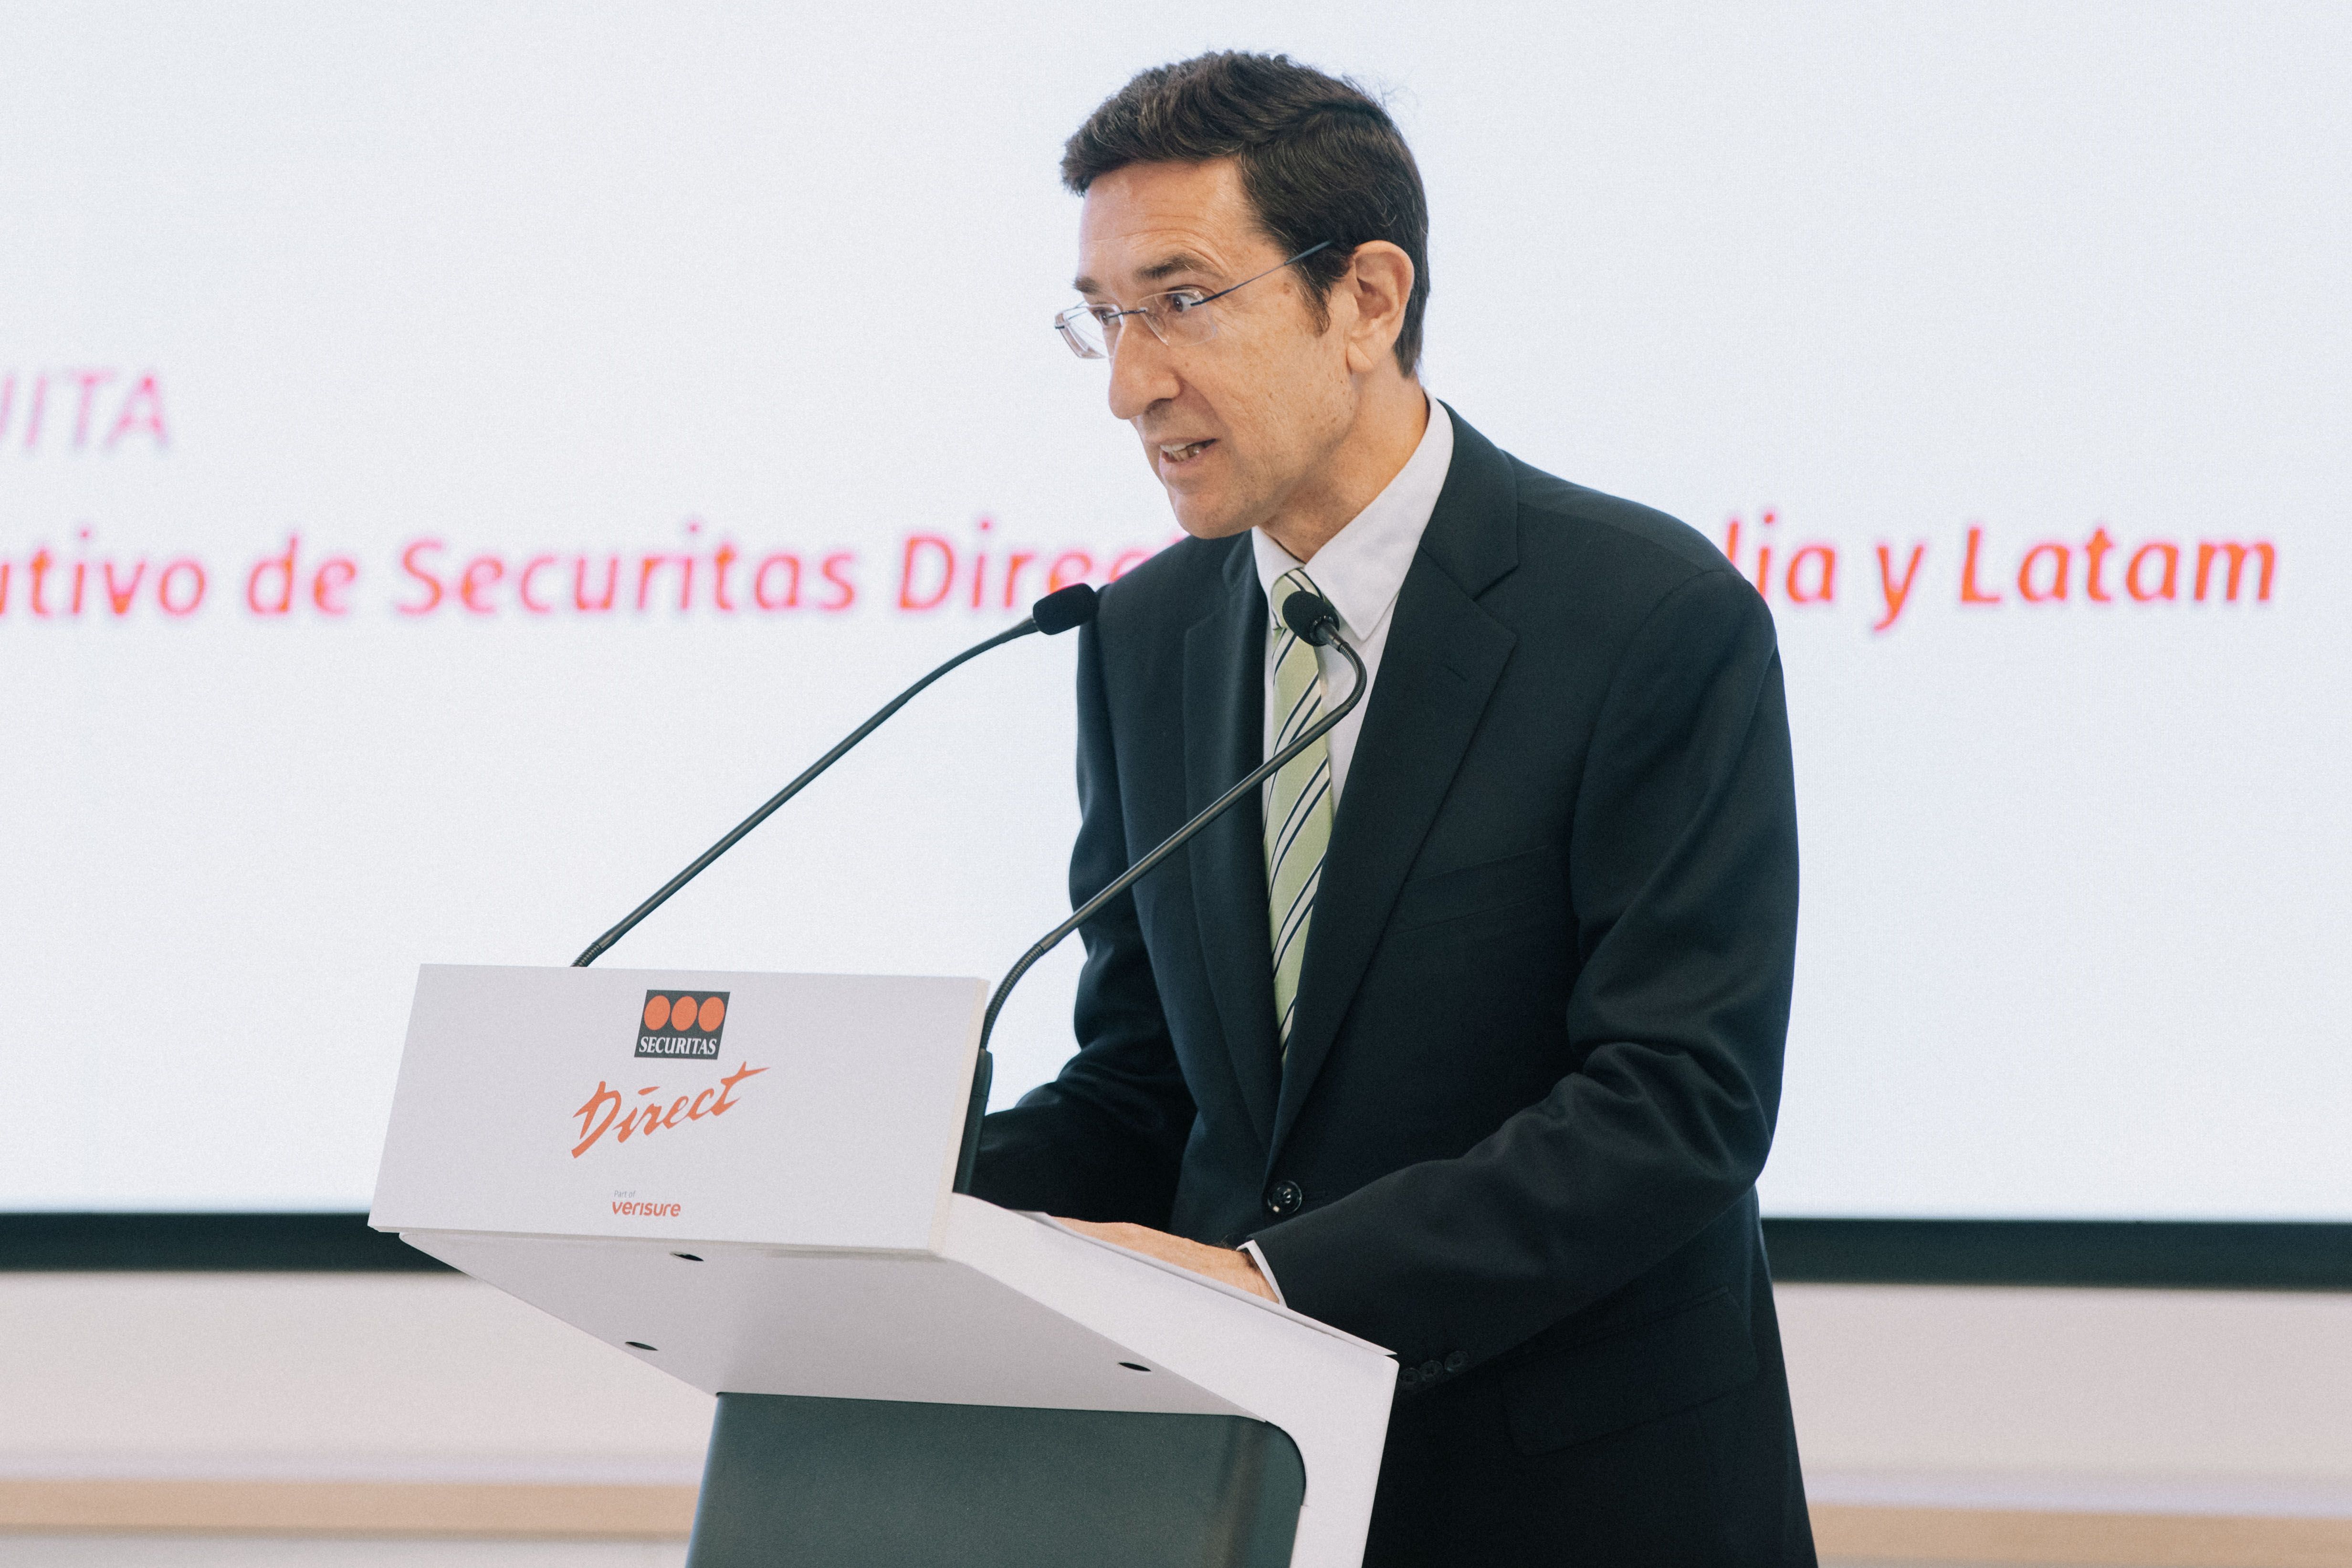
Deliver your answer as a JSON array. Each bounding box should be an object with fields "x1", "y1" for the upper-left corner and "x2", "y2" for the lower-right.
[
  {"x1": 4, "y1": 1212, "x2": 2349, "y2": 1289},
  {"x1": 1765, "y1": 1218, "x2": 2352, "y2": 1291},
  {"x1": 0, "y1": 1212, "x2": 450, "y2": 1272}
]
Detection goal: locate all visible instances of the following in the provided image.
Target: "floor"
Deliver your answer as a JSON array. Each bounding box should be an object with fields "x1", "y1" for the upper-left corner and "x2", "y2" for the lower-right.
[
  {"x1": 0, "y1": 1543, "x2": 689, "y2": 1567},
  {"x1": 0, "y1": 1541, "x2": 2097, "y2": 1568}
]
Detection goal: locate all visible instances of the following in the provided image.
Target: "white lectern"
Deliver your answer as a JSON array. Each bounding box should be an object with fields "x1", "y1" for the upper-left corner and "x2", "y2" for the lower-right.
[{"x1": 371, "y1": 964, "x2": 1397, "y2": 1568}]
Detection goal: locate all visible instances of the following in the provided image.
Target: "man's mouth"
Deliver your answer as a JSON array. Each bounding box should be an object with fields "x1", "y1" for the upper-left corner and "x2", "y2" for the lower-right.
[{"x1": 1158, "y1": 439, "x2": 1216, "y2": 466}]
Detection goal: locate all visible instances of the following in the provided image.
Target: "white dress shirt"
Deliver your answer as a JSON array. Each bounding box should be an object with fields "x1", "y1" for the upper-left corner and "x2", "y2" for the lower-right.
[
  {"x1": 1251, "y1": 399, "x2": 1455, "y2": 802},
  {"x1": 1239, "y1": 399, "x2": 1455, "y2": 1303}
]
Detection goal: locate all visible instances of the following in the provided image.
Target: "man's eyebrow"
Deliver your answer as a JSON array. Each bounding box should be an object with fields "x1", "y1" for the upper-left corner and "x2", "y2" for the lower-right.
[
  {"x1": 1071, "y1": 252, "x2": 1226, "y2": 296},
  {"x1": 1139, "y1": 250, "x2": 1222, "y2": 284}
]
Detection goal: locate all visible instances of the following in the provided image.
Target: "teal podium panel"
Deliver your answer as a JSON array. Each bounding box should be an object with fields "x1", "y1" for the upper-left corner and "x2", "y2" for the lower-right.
[{"x1": 686, "y1": 1393, "x2": 1307, "y2": 1568}]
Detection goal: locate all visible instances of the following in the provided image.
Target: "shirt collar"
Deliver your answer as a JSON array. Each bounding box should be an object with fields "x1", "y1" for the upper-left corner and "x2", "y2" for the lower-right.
[{"x1": 1252, "y1": 398, "x2": 1454, "y2": 637}]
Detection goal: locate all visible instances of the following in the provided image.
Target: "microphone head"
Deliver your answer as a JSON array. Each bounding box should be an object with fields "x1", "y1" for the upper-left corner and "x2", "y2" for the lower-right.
[
  {"x1": 1281, "y1": 589, "x2": 1341, "y2": 647},
  {"x1": 1030, "y1": 583, "x2": 1101, "y2": 636}
]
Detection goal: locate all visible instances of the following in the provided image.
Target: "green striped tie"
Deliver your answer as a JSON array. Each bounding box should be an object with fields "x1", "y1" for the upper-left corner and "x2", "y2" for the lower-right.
[{"x1": 1265, "y1": 567, "x2": 1335, "y2": 1056}]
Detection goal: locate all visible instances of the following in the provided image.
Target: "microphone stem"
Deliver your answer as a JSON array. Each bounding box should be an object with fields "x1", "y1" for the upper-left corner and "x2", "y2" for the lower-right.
[
  {"x1": 956, "y1": 635, "x2": 1366, "y2": 1189},
  {"x1": 573, "y1": 618, "x2": 1042, "y2": 968}
]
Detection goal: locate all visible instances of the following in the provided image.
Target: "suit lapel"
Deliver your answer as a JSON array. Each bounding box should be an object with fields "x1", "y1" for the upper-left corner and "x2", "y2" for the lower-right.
[
  {"x1": 1183, "y1": 542, "x2": 1281, "y2": 1150},
  {"x1": 1269, "y1": 411, "x2": 1522, "y2": 1161}
]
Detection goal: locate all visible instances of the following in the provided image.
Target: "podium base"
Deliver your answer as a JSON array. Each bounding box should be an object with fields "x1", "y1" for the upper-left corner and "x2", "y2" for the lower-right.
[{"x1": 686, "y1": 1392, "x2": 1308, "y2": 1568}]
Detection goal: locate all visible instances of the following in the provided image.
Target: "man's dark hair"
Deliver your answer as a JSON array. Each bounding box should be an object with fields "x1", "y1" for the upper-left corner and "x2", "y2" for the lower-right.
[{"x1": 1062, "y1": 52, "x2": 1430, "y2": 375}]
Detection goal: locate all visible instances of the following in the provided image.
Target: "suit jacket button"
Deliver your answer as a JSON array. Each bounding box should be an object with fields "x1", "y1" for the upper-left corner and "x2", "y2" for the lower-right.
[
  {"x1": 1399, "y1": 1365, "x2": 1420, "y2": 1387},
  {"x1": 1445, "y1": 1350, "x2": 1469, "y2": 1373},
  {"x1": 1263, "y1": 1179, "x2": 1304, "y2": 1217},
  {"x1": 1418, "y1": 1360, "x2": 1442, "y2": 1381}
]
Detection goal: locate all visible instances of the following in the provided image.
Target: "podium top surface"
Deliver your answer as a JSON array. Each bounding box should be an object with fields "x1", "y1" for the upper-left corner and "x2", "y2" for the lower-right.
[{"x1": 371, "y1": 965, "x2": 986, "y2": 1252}]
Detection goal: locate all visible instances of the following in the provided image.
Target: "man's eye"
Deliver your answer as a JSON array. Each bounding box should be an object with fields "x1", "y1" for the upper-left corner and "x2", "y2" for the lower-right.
[
  {"x1": 1087, "y1": 305, "x2": 1122, "y2": 325},
  {"x1": 1161, "y1": 291, "x2": 1209, "y2": 314}
]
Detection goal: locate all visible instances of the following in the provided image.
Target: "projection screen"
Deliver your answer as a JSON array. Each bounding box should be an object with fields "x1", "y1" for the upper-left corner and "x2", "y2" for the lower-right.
[{"x1": 1, "y1": 1, "x2": 2345, "y2": 1222}]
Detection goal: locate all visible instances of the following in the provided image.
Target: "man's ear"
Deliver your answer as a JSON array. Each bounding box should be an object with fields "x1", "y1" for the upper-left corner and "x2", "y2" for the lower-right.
[{"x1": 1338, "y1": 242, "x2": 1415, "y2": 375}]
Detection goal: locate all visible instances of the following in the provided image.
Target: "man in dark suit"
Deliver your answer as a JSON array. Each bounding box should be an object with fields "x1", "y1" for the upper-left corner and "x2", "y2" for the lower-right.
[{"x1": 973, "y1": 52, "x2": 1812, "y2": 1566}]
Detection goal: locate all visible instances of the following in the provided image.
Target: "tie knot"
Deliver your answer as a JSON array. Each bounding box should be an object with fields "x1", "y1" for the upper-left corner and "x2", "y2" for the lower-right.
[{"x1": 1271, "y1": 568, "x2": 1325, "y2": 633}]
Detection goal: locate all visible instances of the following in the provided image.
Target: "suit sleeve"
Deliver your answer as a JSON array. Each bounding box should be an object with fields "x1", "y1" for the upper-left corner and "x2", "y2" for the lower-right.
[
  {"x1": 1249, "y1": 565, "x2": 1799, "y2": 1370},
  {"x1": 966, "y1": 616, "x2": 1198, "y2": 1226}
]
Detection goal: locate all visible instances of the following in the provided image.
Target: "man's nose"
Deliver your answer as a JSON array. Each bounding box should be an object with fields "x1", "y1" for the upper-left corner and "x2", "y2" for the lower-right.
[{"x1": 1105, "y1": 321, "x2": 1180, "y2": 422}]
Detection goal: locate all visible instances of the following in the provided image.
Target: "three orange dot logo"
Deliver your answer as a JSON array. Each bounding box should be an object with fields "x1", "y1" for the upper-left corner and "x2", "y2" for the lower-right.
[{"x1": 637, "y1": 990, "x2": 729, "y2": 1059}]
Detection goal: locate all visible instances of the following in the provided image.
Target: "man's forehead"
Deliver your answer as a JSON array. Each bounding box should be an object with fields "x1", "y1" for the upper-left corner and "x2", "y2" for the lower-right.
[{"x1": 1072, "y1": 160, "x2": 1271, "y2": 292}]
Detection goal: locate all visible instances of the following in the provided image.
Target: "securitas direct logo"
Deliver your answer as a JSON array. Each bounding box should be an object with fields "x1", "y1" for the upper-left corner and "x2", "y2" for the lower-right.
[{"x1": 638, "y1": 990, "x2": 728, "y2": 1059}]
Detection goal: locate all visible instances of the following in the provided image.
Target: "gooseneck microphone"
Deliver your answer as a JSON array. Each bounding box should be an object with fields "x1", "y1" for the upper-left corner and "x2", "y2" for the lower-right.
[
  {"x1": 573, "y1": 582, "x2": 1102, "y2": 968},
  {"x1": 952, "y1": 589, "x2": 1365, "y2": 1191}
]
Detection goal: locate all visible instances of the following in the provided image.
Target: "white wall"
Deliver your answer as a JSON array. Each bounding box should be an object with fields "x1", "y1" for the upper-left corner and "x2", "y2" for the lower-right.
[
  {"x1": 1782, "y1": 1285, "x2": 2352, "y2": 1515},
  {"x1": 1, "y1": 1274, "x2": 709, "y2": 1486},
  {"x1": 7, "y1": 1273, "x2": 2351, "y2": 1510}
]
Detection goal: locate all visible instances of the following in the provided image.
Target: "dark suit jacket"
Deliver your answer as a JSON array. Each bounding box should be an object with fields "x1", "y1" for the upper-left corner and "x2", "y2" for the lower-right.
[{"x1": 973, "y1": 410, "x2": 1813, "y2": 1567}]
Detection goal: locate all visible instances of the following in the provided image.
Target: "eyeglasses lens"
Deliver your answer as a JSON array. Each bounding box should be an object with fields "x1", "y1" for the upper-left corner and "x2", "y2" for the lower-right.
[
  {"x1": 1057, "y1": 294, "x2": 1220, "y2": 360},
  {"x1": 1151, "y1": 294, "x2": 1217, "y2": 346},
  {"x1": 1057, "y1": 308, "x2": 1108, "y2": 359}
]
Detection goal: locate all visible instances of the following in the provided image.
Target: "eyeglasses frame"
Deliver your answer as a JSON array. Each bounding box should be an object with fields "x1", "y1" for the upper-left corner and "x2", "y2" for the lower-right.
[{"x1": 1054, "y1": 240, "x2": 1338, "y2": 360}]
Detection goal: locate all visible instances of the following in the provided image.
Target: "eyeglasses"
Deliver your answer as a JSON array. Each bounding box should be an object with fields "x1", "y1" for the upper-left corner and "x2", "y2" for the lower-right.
[{"x1": 1053, "y1": 242, "x2": 1335, "y2": 360}]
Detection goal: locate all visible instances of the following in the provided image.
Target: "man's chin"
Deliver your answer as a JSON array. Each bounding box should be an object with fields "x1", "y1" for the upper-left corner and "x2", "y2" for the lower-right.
[{"x1": 1164, "y1": 490, "x2": 1260, "y2": 542}]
